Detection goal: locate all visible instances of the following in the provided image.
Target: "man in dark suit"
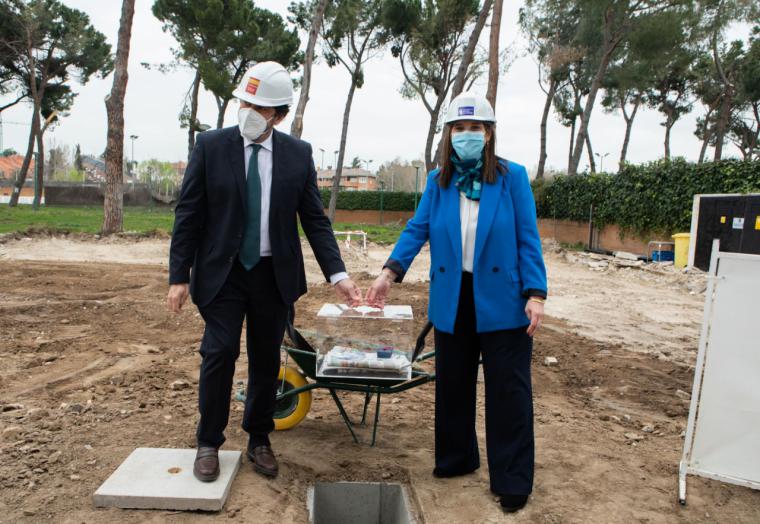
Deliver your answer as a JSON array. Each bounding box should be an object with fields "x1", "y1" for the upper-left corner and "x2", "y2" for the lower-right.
[{"x1": 167, "y1": 61, "x2": 362, "y2": 482}]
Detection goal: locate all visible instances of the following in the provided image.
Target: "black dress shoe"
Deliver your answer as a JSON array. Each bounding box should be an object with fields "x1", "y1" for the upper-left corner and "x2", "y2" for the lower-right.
[
  {"x1": 500, "y1": 494, "x2": 529, "y2": 513},
  {"x1": 247, "y1": 445, "x2": 279, "y2": 478},
  {"x1": 193, "y1": 447, "x2": 220, "y2": 482}
]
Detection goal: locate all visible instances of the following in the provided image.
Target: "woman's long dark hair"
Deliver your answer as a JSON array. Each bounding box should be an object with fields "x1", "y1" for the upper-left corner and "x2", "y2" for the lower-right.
[{"x1": 438, "y1": 122, "x2": 506, "y2": 188}]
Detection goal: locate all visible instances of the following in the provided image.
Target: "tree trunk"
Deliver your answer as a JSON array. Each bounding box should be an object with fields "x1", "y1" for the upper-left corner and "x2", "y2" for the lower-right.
[
  {"x1": 291, "y1": 0, "x2": 329, "y2": 138},
  {"x1": 10, "y1": 33, "x2": 45, "y2": 208},
  {"x1": 664, "y1": 118, "x2": 673, "y2": 160},
  {"x1": 216, "y1": 96, "x2": 230, "y2": 129},
  {"x1": 9, "y1": 109, "x2": 40, "y2": 207},
  {"x1": 619, "y1": 95, "x2": 640, "y2": 169},
  {"x1": 713, "y1": 87, "x2": 733, "y2": 161},
  {"x1": 450, "y1": 0, "x2": 493, "y2": 99},
  {"x1": 585, "y1": 129, "x2": 595, "y2": 173},
  {"x1": 750, "y1": 103, "x2": 760, "y2": 160},
  {"x1": 486, "y1": 0, "x2": 504, "y2": 107},
  {"x1": 103, "y1": 0, "x2": 135, "y2": 235},
  {"x1": 567, "y1": 115, "x2": 576, "y2": 174},
  {"x1": 424, "y1": 110, "x2": 439, "y2": 173},
  {"x1": 568, "y1": 30, "x2": 619, "y2": 176},
  {"x1": 188, "y1": 68, "x2": 202, "y2": 162},
  {"x1": 697, "y1": 106, "x2": 715, "y2": 163},
  {"x1": 536, "y1": 77, "x2": 557, "y2": 179},
  {"x1": 698, "y1": 131, "x2": 711, "y2": 163},
  {"x1": 327, "y1": 78, "x2": 358, "y2": 223}
]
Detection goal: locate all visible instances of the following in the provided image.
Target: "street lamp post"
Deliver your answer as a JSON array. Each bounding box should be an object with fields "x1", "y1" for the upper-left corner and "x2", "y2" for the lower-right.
[
  {"x1": 414, "y1": 165, "x2": 421, "y2": 209},
  {"x1": 32, "y1": 152, "x2": 39, "y2": 210},
  {"x1": 378, "y1": 180, "x2": 386, "y2": 225},
  {"x1": 333, "y1": 150, "x2": 338, "y2": 170},
  {"x1": 595, "y1": 152, "x2": 610, "y2": 172},
  {"x1": 319, "y1": 148, "x2": 325, "y2": 170},
  {"x1": 129, "y1": 134, "x2": 138, "y2": 183}
]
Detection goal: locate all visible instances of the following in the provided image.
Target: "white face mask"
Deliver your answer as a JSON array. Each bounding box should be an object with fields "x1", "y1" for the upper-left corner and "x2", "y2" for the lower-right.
[{"x1": 238, "y1": 107, "x2": 272, "y2": 141}]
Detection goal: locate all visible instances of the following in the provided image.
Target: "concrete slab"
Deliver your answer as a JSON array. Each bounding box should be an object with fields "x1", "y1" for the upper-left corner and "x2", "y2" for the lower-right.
[{"x1": 93, "y1": 448, "x2": 241, "y2": 512}]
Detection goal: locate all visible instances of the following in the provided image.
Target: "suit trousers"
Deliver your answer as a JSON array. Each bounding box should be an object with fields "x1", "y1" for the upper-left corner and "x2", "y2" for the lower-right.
[
  {"x1": 433, "y1": 272, "x2": 534, "y2": 496},
  {"x1": 196, "y1": 257, "x2": 288, "y2": 449}
]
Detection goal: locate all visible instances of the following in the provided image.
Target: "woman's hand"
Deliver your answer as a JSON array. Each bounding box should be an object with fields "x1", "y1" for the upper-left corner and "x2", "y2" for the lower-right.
[
  {"x1": 366, "y1": 269, "x2": 396, "y2": 308},
  {"x1": 525, "y1": 297, "x2": 544, "y2": 337}
]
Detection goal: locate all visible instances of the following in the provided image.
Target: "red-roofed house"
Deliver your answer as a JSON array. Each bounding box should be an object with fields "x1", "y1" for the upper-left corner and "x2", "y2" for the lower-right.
[
  {"x1": 0, "y1": 155, "x2": 38, "y2": 203},
  {"x1": 0, "y1": 155, "x2": 34, "y2": 181}
]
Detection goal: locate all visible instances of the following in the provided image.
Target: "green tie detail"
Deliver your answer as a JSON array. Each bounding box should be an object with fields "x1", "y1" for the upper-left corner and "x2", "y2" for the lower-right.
[{"x1": 239, "y1": 144, "x2": 262, "y2": 270}]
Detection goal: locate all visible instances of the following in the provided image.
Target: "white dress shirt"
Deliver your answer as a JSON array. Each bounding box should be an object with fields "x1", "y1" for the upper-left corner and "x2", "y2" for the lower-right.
[
  {"x1": 460, "y1": 192, "x2": 479, "y2": 273},
  {"x1": 243, "y1": 132, "x2": 348, "y2": 285}
]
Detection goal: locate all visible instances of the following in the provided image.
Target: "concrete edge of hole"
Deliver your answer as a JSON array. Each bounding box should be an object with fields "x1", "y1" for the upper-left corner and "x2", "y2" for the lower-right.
[{"x1": 307, "y1": 481, "x2": 419, "y2": 524}]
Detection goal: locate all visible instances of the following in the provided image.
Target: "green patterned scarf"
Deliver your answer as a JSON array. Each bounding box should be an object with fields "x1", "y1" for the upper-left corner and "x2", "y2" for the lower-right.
[{"x1": 451, "y1": 154, "x2": 483, "y2": 201}]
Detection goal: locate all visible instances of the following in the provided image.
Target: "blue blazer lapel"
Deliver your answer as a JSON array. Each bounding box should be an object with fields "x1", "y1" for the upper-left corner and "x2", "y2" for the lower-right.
[
  {"x1": 474, "y1": 174, "x2": 503, "y2": 268},
  {"x1": 444, "y1": 180, "x2": 462, "y2": 265},
  {"x1": 227, "y1": 128, "x2": 246, "y2": 211}
]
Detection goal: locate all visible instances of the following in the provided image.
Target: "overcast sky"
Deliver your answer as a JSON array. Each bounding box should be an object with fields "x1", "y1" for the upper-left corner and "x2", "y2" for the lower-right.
[{"x1": 0, "y1": 1, "x2": 751, "y2": 175}]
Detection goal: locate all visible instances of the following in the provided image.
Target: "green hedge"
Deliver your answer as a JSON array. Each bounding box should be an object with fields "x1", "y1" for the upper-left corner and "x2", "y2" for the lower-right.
[
  {"x1": 319, "y1": 189, "x2": 417, "y2": 211},
  {"x1": 532, "y1": 159, "x2": 760, "y2": 234}
]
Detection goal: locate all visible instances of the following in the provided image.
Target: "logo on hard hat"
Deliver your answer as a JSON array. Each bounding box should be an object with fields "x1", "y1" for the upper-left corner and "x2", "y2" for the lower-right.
[
  {"x1": 458, "y1": 106, "x2": 475, "y2": 117},
  {"x1": 246, "y1": 77, "x2": 260, "y2": 95}
]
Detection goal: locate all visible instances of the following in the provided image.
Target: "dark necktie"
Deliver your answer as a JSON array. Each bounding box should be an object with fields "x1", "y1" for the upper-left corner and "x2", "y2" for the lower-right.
[{"x1": 239, "y1": 143, "x2": 262, "y2": 270}]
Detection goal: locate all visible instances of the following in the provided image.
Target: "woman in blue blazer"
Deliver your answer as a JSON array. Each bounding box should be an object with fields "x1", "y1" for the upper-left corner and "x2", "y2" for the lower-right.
[{"x1": 367, "y1": 92, "x2": 547, "y2": 513}]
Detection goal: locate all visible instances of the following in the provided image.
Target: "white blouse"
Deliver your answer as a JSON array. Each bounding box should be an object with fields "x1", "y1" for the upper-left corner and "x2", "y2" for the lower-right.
[{"x1": 459, "y1": 192, "x2": 479, "y2": 273}]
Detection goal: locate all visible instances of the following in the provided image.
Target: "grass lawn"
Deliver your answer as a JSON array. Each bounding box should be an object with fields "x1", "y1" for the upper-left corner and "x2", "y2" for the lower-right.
[
  {"x1": 0, "y1": 205, "x2": 405, "y2": 244},
  {"x1": 0, "y1": 205, "x2": 175, "y2": 234}
]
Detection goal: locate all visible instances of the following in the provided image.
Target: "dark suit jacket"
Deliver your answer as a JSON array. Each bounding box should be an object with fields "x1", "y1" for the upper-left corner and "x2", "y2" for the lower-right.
[{"x1": 169, "y1": 126, "x2": 345, "y2": 308}]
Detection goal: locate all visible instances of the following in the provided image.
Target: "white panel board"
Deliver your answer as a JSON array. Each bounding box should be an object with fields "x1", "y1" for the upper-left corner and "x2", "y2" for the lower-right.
[{"x1": 680, "y1": 249, "x2": 760, "y2": 502}]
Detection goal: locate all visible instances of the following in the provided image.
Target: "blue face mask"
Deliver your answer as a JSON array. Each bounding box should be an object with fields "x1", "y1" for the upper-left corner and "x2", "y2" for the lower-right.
[{"x1": 451, "y1": 131, "x2": 485, "y2": 161}]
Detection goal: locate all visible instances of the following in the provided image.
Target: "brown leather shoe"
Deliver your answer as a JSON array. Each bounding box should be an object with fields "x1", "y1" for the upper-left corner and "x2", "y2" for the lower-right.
[
  {"x1": 193, "y1": 447, "x2": 220, "y2": 482},
  {"x1": 247, "y1": 445, "x2": 278, "y2": 478}
]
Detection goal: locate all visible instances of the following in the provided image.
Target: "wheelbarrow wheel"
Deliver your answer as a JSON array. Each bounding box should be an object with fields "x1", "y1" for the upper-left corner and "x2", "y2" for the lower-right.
[{"x1": 274, "y1": 366, "x2": 312, "y2": 431}]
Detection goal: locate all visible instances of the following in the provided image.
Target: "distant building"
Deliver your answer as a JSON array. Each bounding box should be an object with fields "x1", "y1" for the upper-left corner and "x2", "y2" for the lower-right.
[
  {"x1": 0, "y1": 154, "x2": 35, "y2": 181},
  {"x1": 0, "y1": 155, "x2": 38, "y2": 203},
  {"x1": 81, "y1": 155, "x2": 106, "y2": 182},
  {"x1": 317, "y1": 168, "x2": 377, "y2": 191}
]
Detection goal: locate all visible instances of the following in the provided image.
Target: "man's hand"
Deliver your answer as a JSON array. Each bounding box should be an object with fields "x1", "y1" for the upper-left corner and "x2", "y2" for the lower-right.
[
  {"x1": 167, "y1": 283, "x2": 190, "y2": 313},
  {"x1": 366, "y1": 269, "x2": 396, "y2": 309},
  {"x1": 334, "y1": 278, "x2": 363, "y2": 307},
  {"x1": 525, "y1": 298, "x2": 545, "y2": 337}
]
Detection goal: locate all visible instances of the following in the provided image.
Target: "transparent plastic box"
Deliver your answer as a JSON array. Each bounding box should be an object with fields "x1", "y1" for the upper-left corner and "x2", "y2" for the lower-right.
[{"x1": 309, "y1": 304, "x2": 415, "y2": 382}]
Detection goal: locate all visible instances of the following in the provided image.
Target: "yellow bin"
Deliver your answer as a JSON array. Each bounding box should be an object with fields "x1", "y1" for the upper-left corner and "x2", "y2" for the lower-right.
[{"x1": 672, "y1": 233, "x2": 690, "y2": 268}]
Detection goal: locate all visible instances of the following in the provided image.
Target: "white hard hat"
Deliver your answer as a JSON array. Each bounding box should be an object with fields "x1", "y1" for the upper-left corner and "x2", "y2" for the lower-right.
[
  {"x1": 444, "y1": 91, "x2": 496, "y2": 124},
  {"x1": 233, "y1": 61, "x2": 294, "y2": 107}
]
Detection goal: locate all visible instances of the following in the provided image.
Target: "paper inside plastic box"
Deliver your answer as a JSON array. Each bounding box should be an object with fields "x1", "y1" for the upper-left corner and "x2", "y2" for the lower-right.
[{"x1": 313, "y1": 304, "x2": 414, "y2": 381}]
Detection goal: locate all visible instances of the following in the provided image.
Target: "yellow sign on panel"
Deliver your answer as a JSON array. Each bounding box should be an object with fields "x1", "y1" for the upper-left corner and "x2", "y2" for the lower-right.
[
  {"x1": 720, "y1": 216, "x2": 726, "y2": 224},
  {"x1": 756, "y1": 216, "x2": 760, "y2": 230}
]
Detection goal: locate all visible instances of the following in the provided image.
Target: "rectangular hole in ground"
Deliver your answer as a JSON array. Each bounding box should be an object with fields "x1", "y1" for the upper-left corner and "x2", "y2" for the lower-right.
[{"x1": 309, "y1": 482, "x2": 413, "y2": 524}]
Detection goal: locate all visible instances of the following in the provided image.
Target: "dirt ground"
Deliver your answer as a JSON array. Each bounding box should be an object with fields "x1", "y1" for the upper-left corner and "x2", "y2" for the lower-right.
[{"x1": 0, "y1": 235, "x2": 758, "y2": 523}]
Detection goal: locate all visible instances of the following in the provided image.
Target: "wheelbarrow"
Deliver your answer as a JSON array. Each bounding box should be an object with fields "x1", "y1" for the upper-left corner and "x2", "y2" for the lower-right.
[{"x1": 236, "y1": 312, "x2": 436, "y2": 446}]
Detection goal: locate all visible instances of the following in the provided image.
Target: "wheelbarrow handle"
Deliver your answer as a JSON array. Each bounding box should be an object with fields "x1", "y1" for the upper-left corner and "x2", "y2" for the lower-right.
[
  {"x1": 411, "y1": 321, "x2": 434, "y2": 362},
  {"x1": 286, "y1": 306, "x2": 317, "y2": 354}
]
